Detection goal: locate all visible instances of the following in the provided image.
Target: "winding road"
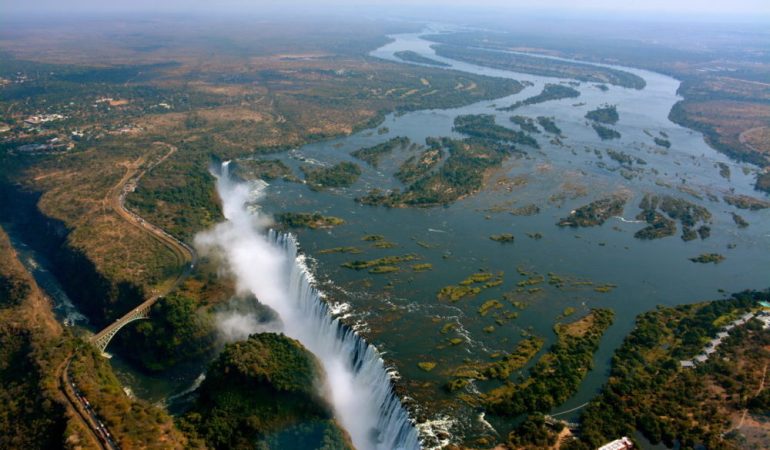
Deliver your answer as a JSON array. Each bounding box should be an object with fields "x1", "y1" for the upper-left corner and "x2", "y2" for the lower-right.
[{"x1": 58, "y1": 142, "x2": 197, "y2": 449}]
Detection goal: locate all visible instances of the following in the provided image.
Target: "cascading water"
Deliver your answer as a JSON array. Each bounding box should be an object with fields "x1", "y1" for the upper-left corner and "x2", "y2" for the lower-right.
[{"x1": 195, "y1": 161, "x2": 421, "y2": 450}]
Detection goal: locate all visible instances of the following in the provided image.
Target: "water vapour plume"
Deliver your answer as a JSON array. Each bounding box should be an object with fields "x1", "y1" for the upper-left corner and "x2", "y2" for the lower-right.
[{"x1": 194, "y1": 162, "x2": 420, "y2": 450}]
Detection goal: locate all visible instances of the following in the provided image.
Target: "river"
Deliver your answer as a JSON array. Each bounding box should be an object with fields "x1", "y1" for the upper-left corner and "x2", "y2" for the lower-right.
[
  {"x1": 8, "y1": 26, "x2": 769, "y2": 447},
  {"x1": 249, "y1": 27, "x2": 770, "y2": 443}
]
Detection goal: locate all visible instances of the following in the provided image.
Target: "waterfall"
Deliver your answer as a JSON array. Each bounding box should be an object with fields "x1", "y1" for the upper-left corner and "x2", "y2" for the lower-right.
[{"x1": 196, "y1": 161, "x2": 421, "y2": 450}]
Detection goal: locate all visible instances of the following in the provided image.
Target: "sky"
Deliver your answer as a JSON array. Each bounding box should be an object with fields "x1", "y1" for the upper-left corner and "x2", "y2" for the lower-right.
[{"x1": 4, "y1": 0, "x2": 770, "y2": 18}]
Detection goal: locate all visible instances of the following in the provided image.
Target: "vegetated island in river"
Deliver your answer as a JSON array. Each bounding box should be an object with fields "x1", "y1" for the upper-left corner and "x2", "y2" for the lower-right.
[
  {"x1": 394, "y1": 50, "x2": 451, "y2": 67},
  {"x1": 591, "y1": 123, "x2": 621, "y2": 140},
  {"x1": 537, "y1": 116, "x2": 562, "y2": 135},
  {"x1": 499, "y1": 83, "x2": 580, "y2": 111},
  {"x1": 484, "y1": 309, "x2": 615, "y2": 416},
  {"x1": 585, "y1": 104, "x2": 619, "y2": 124},
  {"x1": 510, "y1": 115, "x2": 541, "y2": 133},
  {"x1": 351, "y1": 136, "x2": 413, "y2": 168},
  {"x1": 357, "y1": 136, "x2": 525, "y2": 207},
  {"x1": 430, "y1": 43, "x2": 646, "y2": 89},
  {"x1": 275, "y1": 212, "x2": 345, "y2": 229},
  {"x1": 232, "y1": 158, "x2": 299, "y2": 182},
  {"x1": 557, "y1": 194, "x2": 629, "y2": 227},
  {"x1": 301, "y1": 162, "x2": 361, "y2": 191},
  {"x1": 634, "y1": 194, "x2": 712, "y2": 241}
]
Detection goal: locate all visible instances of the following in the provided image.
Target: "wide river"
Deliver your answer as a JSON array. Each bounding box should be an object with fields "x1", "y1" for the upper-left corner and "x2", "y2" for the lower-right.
[
  {"x1": 17, "y1": 27, "x2": 768, "y2": 446},
  {"x1": 251, "y1": 28, "x2": 770, "y2": 443}
]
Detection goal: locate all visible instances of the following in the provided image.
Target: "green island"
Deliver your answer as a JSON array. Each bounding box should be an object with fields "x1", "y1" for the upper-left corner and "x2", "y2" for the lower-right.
[
  {"x1": 732, "y1": 212, "x2": 749, "y2": 228},
  {"x1": 567, "y1": 291, "x2": 768, "y2": 450},
  {"x1": 393, "y1": 50, "x2": 451, "y2": 67},
  {"x1": 723, "y1": 194, "x2": 770, "y2": 210},
  {"x1": 606, "y1": 149, "x2": 646, "y2": 167},
  {"x1": 437, "y1": 271, "x2": 504, "y2": 302},
  {"x1": 453, "y1": 114, "x2": 540, "y2": 148},
  {"x1": 557, "y1": 194, "x2": 629, "y2": 227},
  {"x1": 351, "y1": 136, "x2": 412, "y2": 168},
  {"x1": 341, "y1": 254, "x2": 419, "y2": 272},
  {"x1": 510, "y1": 204, "x2": 541, "y2": 216},
  {"x1": 585, "y1": 104, "x2": 619, "y2": 124},
  {"x1": 318, "y1": 246, "x2": 362, "y2": 254},
  {"x1": 689, "y1": 253, "x2": 726, "y2": 264},
  {"x1": 301, "y1": 162, "x2": 362, "y2": 191},
  {"x1": 490, "y1": 233, "x2": 515, "y2": 243},
  {"x1": 716, "y1": 162, "x2": 731, "y2": 179},
  {"x1": 178, "y1": 333, "x2": 353, "y2": 450},
  {"x1": 394, "y1": 138, "x2": 444, "y2": 184},
  {"x1": 478, "y1": 299, "x2": 504, "y2": 316},
  {"x1": 536, "y1": 116, "x2": 562, "y2": 135},
  {"x1": 484, "y1": 309, "x2": 615, "y2": 416},
  {"x1": 446, "y1": 336, "x2": 544, "y2": 391},
  {"x1": 654, "y1": 136, "x2": 672, "y2": 148},
  {"x1": 634, "y1": 194, "x2": 712, "y2": 241},
  {"x1": 358, "y1": 137, "x2": 522, "y2": 207},
  {"x1": 591, "y1": 123, "x2": 621, "y2": 140},
  {"x1": 275, "y1": 212, "x2": 345, "y2": 229},
  {"x1": 232, "y1": 158, "x2": 298, "y2": 182},
  {"x1": 499, "y1": 83, "x2": 581, "y2": 111},
  {"x1": 431, "y1": 43, "x2": 646, "y2": 89},
  {"x1": 510, "y1": 115, "x2": 541, "y2": 133}
]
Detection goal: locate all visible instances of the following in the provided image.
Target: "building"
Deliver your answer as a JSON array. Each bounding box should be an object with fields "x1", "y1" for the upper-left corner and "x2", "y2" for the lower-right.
[{"x1": 598, "y1": 436, "x2": 634, "y2": 450}]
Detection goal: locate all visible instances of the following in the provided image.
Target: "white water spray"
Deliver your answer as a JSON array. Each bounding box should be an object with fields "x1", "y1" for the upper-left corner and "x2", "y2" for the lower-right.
[{"x1": 195, "y1": 162, "x2": 421, "y2": 450}]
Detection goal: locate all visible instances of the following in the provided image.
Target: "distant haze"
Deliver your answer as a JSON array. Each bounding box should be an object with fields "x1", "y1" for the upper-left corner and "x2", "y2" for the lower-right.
[{"x1": 4, "y1": 0, "x2": 770, "y2": 21}]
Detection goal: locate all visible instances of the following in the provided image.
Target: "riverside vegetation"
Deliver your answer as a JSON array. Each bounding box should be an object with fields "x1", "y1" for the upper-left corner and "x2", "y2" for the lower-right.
[
  {"x1": 178, "y1": 333, "x2": 353, "y2": 450},
  {"x1": 565, "y1": 291, "x2": 769, "y2": 450},
  {"x1": 0, "y1": 18, "x2": 527, "y2": 447}
]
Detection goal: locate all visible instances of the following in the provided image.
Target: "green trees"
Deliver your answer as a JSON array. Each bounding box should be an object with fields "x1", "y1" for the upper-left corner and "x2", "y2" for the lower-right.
[
  {"x1": 115, "y1": 293, "x2": 215, "y2": 372},
  {"x1": 301, "y1": 162, "x2": 361, "y2": 191},
  {"x1": 453, "y1": 114, "x2": 540, "y2": 148},
  {"x1": 486, "y1": 309, "x2": 615, "y2": 416},
  {"x1": 500, "y1": 84, "x2": 580, "y2": 111},
  {"x1": 351, "y1": 136, "x2": 411, "y2": 167},
  {"x1": 585, "y1": 105, "x2": 619, "y2": 124},
  {"x1": 573, "y1": 291, "x2": 765, "y2": 449},
  {"x1": 179, "y1": 333, "x2": 353, "y2": 450}
]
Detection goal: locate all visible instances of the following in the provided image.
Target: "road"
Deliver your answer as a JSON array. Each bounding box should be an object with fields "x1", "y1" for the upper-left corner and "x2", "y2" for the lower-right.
[
  {"x1": 91, "y1": 142, "x2": 197, "y2": 348},
  {"x1": 58, "y1": 142, "x2": 197, "y2": 448},
  {"x1": 59, "y1": 354, "x2": 119, "y2": 450}
]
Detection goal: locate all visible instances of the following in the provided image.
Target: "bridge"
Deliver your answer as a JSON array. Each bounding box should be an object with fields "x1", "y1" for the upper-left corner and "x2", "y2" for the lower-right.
[
  {"x1": 91, "y1": 296, "x2": 157, "y2": 352},
  {"x1": 88, "y1": 142, "x2": 197, "y2": 353}
]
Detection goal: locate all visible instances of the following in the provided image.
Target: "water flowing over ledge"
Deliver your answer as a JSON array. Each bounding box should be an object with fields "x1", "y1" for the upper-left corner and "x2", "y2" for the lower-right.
[{"x1": 196, "y1": 162, "x2": 421, "y2": 450}]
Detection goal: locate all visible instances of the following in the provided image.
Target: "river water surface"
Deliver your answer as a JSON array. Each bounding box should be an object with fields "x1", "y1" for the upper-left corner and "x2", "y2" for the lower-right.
[{"x1": 248, "y1": 28, "x2": 770, "y2": 443}]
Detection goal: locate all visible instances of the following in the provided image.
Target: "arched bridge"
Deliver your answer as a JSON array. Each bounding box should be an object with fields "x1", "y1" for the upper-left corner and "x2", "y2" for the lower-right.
[
  {"x1": 91, "y1": 296, "x2": 158, "y2": 353},
  {"x1": 89, "y1": 142, "x2": 197, "y2": 354}
]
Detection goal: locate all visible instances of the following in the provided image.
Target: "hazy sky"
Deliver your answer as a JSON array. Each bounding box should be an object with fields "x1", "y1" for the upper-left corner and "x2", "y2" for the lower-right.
[{"x1": 4, "y1": 0, "x2": 769, "y2": 15}]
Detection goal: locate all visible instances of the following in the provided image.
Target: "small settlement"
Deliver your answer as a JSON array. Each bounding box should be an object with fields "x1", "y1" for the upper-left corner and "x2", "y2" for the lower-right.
[{"x1": 681, "y1": 306, "x2": 770, "y2": 368}]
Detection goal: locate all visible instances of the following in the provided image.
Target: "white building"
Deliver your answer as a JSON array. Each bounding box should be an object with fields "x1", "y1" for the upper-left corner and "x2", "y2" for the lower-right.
[{"x1": 599, "y1": 436, "x2": 634, "y2": 450}]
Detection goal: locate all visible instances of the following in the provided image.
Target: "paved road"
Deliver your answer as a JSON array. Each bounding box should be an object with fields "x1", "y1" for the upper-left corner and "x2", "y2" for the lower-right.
[{"x1": 60, "y1": 142, "x2": 197, "y2": 448}]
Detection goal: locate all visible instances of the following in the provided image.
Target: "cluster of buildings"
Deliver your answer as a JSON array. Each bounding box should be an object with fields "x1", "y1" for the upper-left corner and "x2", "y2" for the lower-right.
[
  {"x1": 15, "y1": 137, "x2": 72, "y2": 153},
  {"x1": 23, "y1": 113, "x2": 66, "y2": 126},
  {"x1": 681, "y1": 306, "x2": 770, "y2": 368}
]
